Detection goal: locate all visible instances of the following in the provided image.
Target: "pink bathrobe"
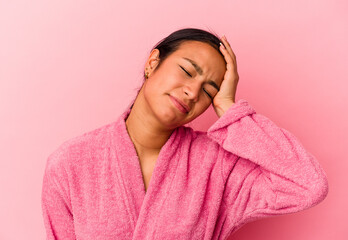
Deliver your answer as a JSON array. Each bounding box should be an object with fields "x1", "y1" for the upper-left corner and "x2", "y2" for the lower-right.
[{"x1": 41, "y1": 99, "x2": 328, "y2": 240}]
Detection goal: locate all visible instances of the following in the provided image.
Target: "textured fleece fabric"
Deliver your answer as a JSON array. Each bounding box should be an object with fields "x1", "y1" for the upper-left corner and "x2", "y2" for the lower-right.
[{"x1": 41, "y1": 99, "x2": 329, "y2": 240}]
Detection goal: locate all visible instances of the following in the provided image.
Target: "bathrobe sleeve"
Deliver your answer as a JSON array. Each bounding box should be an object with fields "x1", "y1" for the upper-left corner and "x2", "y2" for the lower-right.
[
  {"x1": 41, "y1": 147, "x2": 76, "y2": 240},
  {"x1": 206, "y1": 99, "x2": 329, "y2": 224}
]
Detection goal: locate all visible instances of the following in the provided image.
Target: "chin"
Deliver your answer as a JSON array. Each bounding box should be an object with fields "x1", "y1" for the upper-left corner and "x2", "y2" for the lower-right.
[{"x1": 149, "y1": 103, "x2": 180, "y2": 128}]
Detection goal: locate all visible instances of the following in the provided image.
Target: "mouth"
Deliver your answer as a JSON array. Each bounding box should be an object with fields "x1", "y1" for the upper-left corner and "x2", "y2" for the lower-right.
[{"x1": 169, "y1": 95, "x2": 190, "y2": 114}]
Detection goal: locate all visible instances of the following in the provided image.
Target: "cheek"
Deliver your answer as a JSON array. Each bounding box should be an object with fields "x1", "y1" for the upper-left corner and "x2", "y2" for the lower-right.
[
  {"x1": 200, "y1": 102, "x2": 211, "y2": 113},
  {"x1": 144, "y1": 71, "x2": 187, "y2": 103},
  {"x1": 143, "y1": 81, "x2": 157, "y2": 105},
  {"x1": 190, "y1": 101, "x2": 210, "y2": 119},
  {"x1": 145, "y1": 77, "x2": 162, "y2": 92},
  {"x1": 143, "y1": 76, "x2": 169, "y2": 104},
  {"x1": 155, "y1": 75, "x2": 182, "y2": 93}
]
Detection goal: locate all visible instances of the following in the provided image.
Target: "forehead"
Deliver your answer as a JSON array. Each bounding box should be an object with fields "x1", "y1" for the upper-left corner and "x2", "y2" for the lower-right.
[
  {"x1": 175, "y1": 40, "x2": 217, "y2": 54},
  {"x1": 172, "y1": 40, "x2": 226, "y2": 80},
  {"x1": 173, "y1": 41, "x2": 225, "y2": 65}
]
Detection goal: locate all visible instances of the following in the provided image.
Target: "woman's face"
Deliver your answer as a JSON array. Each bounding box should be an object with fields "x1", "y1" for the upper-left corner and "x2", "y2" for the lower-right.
[{"x1": 142, "y1": 40, "x2": 227, "y2": 129}]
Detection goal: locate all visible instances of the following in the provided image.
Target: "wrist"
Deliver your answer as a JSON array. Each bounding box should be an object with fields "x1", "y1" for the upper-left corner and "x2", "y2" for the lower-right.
[{"x1": 214, "y1": 101, "x2": 235, "y2": 118}]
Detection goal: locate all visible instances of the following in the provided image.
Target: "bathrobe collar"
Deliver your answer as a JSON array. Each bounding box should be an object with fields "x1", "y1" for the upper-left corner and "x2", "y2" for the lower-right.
[{"x1": 111, "y1": 106, "x2": 185, "y2": 234}]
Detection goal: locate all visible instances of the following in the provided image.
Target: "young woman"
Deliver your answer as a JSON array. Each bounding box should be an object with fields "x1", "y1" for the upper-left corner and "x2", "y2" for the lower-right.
[{"x1": 41, "y1": 28, "x2": 328, "y2": 240}]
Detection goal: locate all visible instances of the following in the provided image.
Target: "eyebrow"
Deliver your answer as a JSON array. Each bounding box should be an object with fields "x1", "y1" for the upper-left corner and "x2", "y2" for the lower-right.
[{"x1": 182, "y1": 57, "x2": 220, "y2": 91}]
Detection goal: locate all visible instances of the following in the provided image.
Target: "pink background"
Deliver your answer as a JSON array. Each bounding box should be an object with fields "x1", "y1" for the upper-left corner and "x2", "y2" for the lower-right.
[{"x1": 0, "y1": 0, "x2": 347, "y2": 239}]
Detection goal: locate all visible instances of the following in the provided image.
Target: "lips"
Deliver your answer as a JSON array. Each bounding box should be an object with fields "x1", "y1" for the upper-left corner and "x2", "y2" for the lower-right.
[{"x1": 169, "y1": 95, "x2": 190, "y2": 113}]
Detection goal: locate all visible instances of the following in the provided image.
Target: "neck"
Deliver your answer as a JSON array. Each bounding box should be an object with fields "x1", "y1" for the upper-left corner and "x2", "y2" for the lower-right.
[{"x1": 125, "y1": 90, "x2": 174, "y2": 157}]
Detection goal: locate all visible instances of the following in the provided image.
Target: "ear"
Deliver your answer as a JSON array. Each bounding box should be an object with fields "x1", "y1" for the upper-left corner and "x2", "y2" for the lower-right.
[{"x1": 145, "y1": 49, "x2": 160, "y2": 75}]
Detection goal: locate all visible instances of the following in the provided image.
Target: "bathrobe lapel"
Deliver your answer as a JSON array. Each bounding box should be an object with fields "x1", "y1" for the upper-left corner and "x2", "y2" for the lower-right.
[{"x1": 112, "y1": 107, "x2": 184, "y2": 238}]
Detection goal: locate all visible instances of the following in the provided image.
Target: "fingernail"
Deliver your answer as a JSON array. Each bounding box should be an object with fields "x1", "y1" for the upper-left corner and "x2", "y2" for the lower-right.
[{"x1": 220, "y1": 42, "x2": 225, "y2": 48}]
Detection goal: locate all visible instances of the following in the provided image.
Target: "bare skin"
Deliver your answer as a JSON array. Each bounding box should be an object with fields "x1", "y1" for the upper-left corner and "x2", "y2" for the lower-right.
[{"x1": 125, "y1": 36, "x2": 238, "y2": 191}]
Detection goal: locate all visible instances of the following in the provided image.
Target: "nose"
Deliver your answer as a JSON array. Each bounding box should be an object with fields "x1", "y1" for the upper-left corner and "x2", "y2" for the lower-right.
[{"x1": 183, "y1": 81, "x2": 201, "y2": 102}]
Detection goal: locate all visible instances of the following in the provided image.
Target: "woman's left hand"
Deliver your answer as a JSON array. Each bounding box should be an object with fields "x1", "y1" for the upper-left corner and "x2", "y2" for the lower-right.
[{"x1": 212, "y1": 35, "x2": 239, "y2": 118}]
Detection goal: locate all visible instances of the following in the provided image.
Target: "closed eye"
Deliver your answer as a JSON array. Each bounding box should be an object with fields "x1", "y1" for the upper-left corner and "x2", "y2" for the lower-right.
[
  {"x1": 180, "y1": 66, "x2": 192, "y2": 77},
  {"x1": 180, "y1": 65, "x2": 213, "y2": 100},
  {"x1": 203, "y1": 88, "x2": 212, "y2": 99}
]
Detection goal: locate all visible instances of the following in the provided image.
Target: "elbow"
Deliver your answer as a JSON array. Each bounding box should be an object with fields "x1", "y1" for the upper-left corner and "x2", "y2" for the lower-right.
[
  {"x1": 305, "y1": 173, "x2": 329, "y2": 208},
  {"x1": 302, "y1": 152, "x2": 329, "y2": 208}
]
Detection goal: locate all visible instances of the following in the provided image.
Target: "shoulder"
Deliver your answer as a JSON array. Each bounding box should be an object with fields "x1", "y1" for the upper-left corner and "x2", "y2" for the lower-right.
[
  {"x1": 45, "y1": 121, "x2": 116, "y2": 174},
  {"x1": 179, "y1": 125, "x2": 219, "y2": 151}
]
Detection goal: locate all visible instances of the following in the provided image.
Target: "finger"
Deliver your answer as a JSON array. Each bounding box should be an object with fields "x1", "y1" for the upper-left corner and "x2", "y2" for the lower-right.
[
  {"x1": 221, "y1": 36, "x2": 236, "y2": 60},
  {"x1": 219, "y1": 43, "x2": 236, "y2": 71},
  {"x1": 220, "y1": 38, "x2": 238, "y2": 70},
  {"x1": 219, "y1": 43, "x2": 233, "y2": 63},
  {"x1": 221, "y1": 36, "x2": 235, "y2": 56}
]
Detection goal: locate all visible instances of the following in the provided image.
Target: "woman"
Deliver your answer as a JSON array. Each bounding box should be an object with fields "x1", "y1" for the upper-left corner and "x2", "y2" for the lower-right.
[{"x1": 41, "y1": 28, "x2": 328, "y2": 240}]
